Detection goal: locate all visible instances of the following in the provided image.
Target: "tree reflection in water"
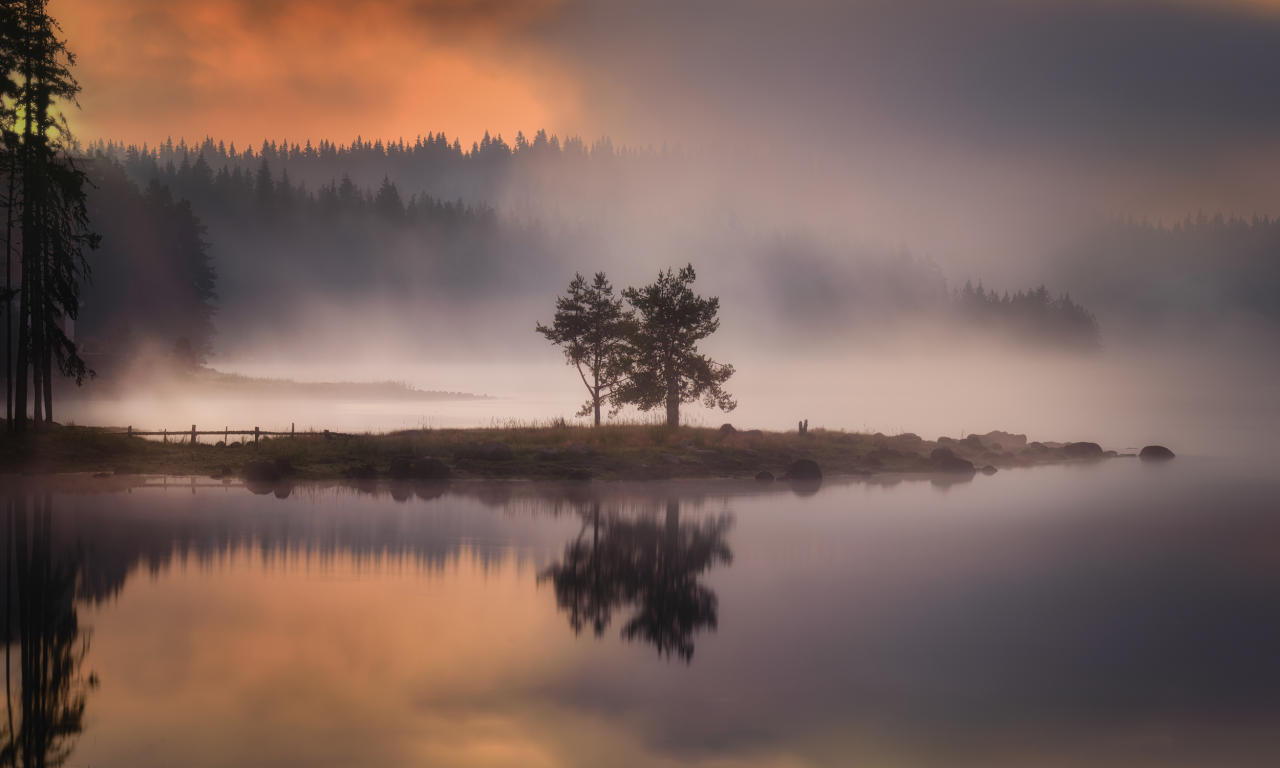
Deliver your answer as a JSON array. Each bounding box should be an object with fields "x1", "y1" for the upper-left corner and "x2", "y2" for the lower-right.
[
  {"x1": 0, "y1": 494, "x2": 92, "y2": 768},
  {"x1": 541, "y1": 500, "x2": 733, "y2": 663}
]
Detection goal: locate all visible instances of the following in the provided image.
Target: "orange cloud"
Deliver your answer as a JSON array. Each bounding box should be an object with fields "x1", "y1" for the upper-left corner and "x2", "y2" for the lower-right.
[{"x1": 51, "y1": 0, "x2": 580, "y2": 148}]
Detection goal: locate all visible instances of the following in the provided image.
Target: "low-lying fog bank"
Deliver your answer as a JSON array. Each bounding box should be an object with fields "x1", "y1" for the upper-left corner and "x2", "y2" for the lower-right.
[{"x1": 51, "y1": 329, "x2": 1280, "y2": 467}]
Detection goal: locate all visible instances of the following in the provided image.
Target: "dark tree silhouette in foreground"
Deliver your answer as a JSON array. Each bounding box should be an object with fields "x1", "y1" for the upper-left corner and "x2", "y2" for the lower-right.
[
  {"x1": 9, "y1": 0, "x2": 98, "y2": 433},
  {"x1": 541, "y1": 501, "x2": 733, "y2": 663},
  {"x1": 536, "y1": 272, "x2": 635, "y2": 426},
  {"x1": 615, "y1": 265, "x2": 735, "y2": 427}
]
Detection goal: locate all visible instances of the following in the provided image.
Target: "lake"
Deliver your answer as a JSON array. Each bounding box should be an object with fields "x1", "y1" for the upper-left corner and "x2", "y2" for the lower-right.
[{"x1": 1, "y1": 458, "x2": 1277, "y2": 767}]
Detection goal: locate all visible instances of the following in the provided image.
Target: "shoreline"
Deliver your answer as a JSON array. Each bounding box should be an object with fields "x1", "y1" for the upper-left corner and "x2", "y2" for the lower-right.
[{"x1": 0, "y1": 422, "x2": 1145, "y2": 483}]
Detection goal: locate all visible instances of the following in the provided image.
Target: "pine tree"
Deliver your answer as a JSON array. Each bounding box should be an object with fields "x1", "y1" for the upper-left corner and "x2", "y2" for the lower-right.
[
  {"x1": 614, "y1": 265, "x2": 735, "y2": 427},
  {"x1": 536, "y1": 272, "x2": 634, "y2": 426},
  {"x1": 11, "y1": 0, "x2": 98, "y2": 432}
]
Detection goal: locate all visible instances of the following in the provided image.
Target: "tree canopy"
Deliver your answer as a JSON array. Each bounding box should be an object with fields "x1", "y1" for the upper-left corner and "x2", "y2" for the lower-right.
[
  {"x1": 536, "y1": 272, "x2": 634, "y2": 427},
  {"x1": 614, "y1": 265, "x2": 735, "y2": 427}
]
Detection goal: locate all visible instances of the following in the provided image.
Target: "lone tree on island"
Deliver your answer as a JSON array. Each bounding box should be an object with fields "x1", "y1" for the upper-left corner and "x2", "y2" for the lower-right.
[
  {"x1": 615, "y1": 265, "x2": 735, "y2": 427},
  {"x1": 536, "y1": 272, "x2": 635, "y2": 426}
]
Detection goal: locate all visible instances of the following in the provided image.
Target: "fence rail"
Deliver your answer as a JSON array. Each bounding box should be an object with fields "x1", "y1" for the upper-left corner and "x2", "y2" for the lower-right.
[{"x1": 118, "y1": 424, "x2": 340, "y2": 444}]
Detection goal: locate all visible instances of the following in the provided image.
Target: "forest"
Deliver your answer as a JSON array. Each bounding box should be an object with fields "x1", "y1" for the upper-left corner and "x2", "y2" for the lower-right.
[
  {"x1": 80, "y1": 135, "x2": 1108, "y2": 360},
  {"x1": 1053, "y1": 213, "x2": 1280, "y2": 325}
]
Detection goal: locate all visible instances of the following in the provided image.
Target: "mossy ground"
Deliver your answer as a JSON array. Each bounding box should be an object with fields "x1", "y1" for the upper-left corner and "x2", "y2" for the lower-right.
[{"x1": 0, "y1": 420, "x2": 1107, "y2": 481}]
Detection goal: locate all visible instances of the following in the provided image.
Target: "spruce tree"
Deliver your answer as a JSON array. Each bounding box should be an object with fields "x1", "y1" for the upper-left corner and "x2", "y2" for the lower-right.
[{"x1": 10, "y1": 0, "x2": 98, "y2": 432}]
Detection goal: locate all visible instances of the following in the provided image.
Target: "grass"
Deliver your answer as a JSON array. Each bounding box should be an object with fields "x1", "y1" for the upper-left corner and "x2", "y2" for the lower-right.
[{"x1": 0, "y1": 419, "x2": 1099, "y2": 481}]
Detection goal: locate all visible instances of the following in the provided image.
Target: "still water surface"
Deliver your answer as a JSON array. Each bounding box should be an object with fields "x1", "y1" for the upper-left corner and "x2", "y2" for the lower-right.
[{"x1": 2, "y1": 458, "x2": 1278, "y2": 767}]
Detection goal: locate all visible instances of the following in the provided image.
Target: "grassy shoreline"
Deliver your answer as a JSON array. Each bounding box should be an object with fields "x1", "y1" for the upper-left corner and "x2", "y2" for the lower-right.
[{"x1": 0, "y1": 421, "x2": 1125, "y2": 482}]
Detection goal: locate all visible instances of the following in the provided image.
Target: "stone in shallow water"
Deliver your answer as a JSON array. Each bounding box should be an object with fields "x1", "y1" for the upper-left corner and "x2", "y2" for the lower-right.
[
  {"x1": 783, "y1": 459, "x2": 822, "y2": 480},
  {"x1": 1063, "y1": 442, "x2": 1104, "y2": 458},
  {"x1": 755, "y1": 470, "x2": 774, "y2": 483},
  {"x1": 1139, "y1": 445, "x2": 1175, "y2": 460}
]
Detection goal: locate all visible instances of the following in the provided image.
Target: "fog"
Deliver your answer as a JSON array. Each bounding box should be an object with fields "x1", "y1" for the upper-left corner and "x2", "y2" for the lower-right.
[{"x1": 52, "y1": 0, "x2": 1280, "y2": 464}]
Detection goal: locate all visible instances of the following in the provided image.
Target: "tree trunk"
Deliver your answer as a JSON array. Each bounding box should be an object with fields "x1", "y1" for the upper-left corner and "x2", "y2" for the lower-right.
[
  {"x1": 13, "y1": 258, "x2": 26, "y2": 435},
  {"x1": 30, "y1": 264, "x2": 41, "y2": 429},
  {"x1": 665, "y1": 378, "x2": 679, "y2": 427},
  {"x1": 5, "y1": 151, "x2": 15, "y2": 432},
  {"x1": 594, "y1": 384, "x2": 601, "y2": 427},
  {"x1": 41, "y1": 344, "x2": 51, "y2": 424}
]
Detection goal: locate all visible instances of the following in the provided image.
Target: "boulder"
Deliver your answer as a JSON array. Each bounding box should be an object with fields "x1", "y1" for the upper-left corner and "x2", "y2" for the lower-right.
[
  {"x1": 1139, "y1": 445, "x2": 1175, "y2": 460},
  {"x1": 936, "y1": 436, "x2": 957, "y2": 445},
  {"x1": 928, "y1": 447, "x2": 976, "y2": 474},
  {"x1": 982, "y1": 430, "x2": 1027, "y2": 449},
  {"x1": 963, "y1": 434, "x2": 984, "y2": 448},
  {"x1": 475, "y1": 441, "x2": 514, "y2": 461},
  {"x1": 755, "y1": 470, "x2": 775, "y2": 483},
  {"x1": 981, "y1": 465, "x2": 998, "y2": 475},
  {"x1": 719, "y1": 423, "x2": 736, "y2": 435},
  {"x1": 1063, "y1": 442, "x2": 1104, "y2": 458},
  {"x1": 413, "y1": 457, "x2": 453, "y2": 480},
  {"x1": 897, "y1": 433, "x2": 922, "y2": 442},
  {"x1": 389, "y1": 455, "x2": 416, "y2": 479},
  {"x1": 988, "y1": 442, "x2": 1003, "y2": 452},
  {"x1": 243, "y1": 461, "x2": 282, "y2": 482},
  {"x1": 743, "y1": 430, "x2": 764, "y2": 437},
  {"x1": 782, "y1": 459, "x2": 823, "y2": 480}
]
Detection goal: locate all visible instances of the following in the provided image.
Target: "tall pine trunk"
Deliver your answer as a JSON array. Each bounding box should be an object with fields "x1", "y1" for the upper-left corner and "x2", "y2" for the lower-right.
[
  {"x1": 12, "y1": 257, "x2": 26, "y2": 433},
  {"x1": 665, "y1": 378, "x2": 679, "y2": 427},
  {"x1": 41, "y1": 341, "x2": 50, "y2": 423},
  {"x1": 4, "y1": 154, "x2": 13, "y2": 431},
  {"x1": 29, "y1": 252, "x2": 41, "y2": 429}
]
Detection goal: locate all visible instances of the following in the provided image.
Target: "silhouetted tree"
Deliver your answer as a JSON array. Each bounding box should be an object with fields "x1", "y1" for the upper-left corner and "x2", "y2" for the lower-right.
[
  {"x1": 11, "y1": 0, "x2": 98, "y2": 432},
  {"x1": 614, "y1": 265, "x2": 735, "y2": 427},
  {"x1": 536, "y1": 272, "x2": 634, "y2": 426}
]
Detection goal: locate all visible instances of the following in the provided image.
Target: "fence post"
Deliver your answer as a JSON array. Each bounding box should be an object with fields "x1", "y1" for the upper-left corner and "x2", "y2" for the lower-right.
[
  {"x1": 192, "y1": 424, "x2": 197, "y2": 445},
  {"x1": 254, "y1": 427, "x2": 259, "y2": 445},
  {"x1": 224, "y1": 426, "x2": 228, "y2": 445},
  {"x1": 163, "y1": 429, "x2": 167, "y2": 444},
  {"x1": 127, "y1": 425, "x2": 132, "y2": 437},
  {"x1": 324, "y1": 429, "x2": 330, "y2": 440},
  {"x1": 292, "y1": 422, "x2": 295, "y2": 436}
]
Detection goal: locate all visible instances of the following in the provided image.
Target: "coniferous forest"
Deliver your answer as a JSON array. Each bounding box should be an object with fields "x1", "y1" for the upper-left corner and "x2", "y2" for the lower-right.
[
  {"x1": 21, "y1": 129, "x2": 1280, "y2": 399},
  {"x1": 75, "y1": 135, "x2": 1114, "y2": 360}
]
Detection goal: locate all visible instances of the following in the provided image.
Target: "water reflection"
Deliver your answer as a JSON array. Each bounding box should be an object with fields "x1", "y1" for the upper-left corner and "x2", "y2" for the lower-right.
[
  {"x1": 540, "y1": 501, "x2": 733, "y2": 662},
  {"x1": 0, "y1": 494, "x2": 92, "y2": 768}
]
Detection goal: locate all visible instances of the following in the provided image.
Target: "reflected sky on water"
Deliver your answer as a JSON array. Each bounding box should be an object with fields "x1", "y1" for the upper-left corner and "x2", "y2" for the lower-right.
[{"x1": 1, "y1": 458, "x2": 1278, "y2": 767}]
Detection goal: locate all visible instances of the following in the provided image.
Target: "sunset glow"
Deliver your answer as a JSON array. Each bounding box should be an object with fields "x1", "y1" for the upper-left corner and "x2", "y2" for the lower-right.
[{"x1": 53, "y1": 0, "x2": 577, "y2": 147}]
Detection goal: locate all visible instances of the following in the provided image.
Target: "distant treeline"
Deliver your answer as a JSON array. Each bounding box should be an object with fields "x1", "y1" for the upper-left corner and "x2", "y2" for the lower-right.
[
  {"x1": 1055, "y1": 212, "x2": 1280, "y2": 323},
  {"x1": 86, "y1": 131, "x2": 647, "y2": 209},
  {"x1": 761, "y1": 240, "x2": 1102, "y2": 350},
  {"x1": 80, "y1": 133, "x2": 1115, "y2": 356},
  {"x1": 79, "y1": 159, "x2": 217, "y2": 361}
]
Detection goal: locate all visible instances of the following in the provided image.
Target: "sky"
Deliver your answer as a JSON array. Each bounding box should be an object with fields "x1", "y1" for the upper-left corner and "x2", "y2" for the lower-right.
[{"x1": 51, "y1": 0, "x2": 1280, "y2": 237}]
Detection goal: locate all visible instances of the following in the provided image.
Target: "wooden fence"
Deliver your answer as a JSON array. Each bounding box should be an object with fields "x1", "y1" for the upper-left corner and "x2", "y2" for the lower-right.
[{"x1": 122, "y1": 424, "x2": 339, "y2": 445}]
